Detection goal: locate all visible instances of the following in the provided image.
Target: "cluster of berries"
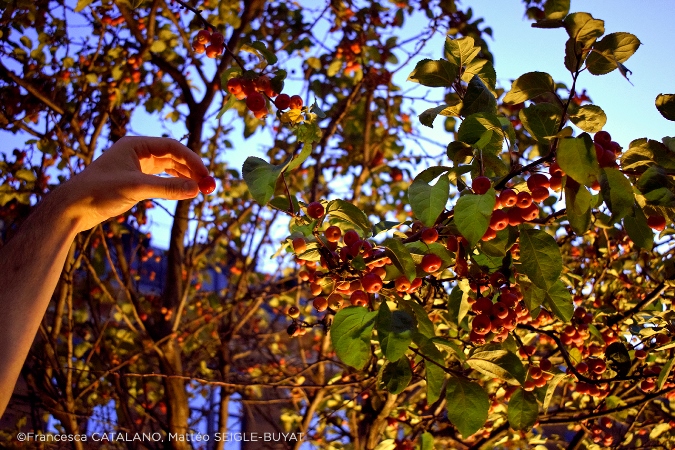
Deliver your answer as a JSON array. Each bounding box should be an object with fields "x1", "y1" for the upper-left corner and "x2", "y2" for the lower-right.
[
  {"x1": 285, "y1": 202, "x2": 451, "y2": 331},
  {"x1": 468, "y1": 279, "x2": 530, "y2": 345},
  {"x1": 225, "y1": 75, "x2": 302, "y2": 119},
  {"x1": 192, "y1": 29, "x2": 225, "y2": 58},
  {"x1": 473, "y1": 164, "x2": 564, "y2": 241}
]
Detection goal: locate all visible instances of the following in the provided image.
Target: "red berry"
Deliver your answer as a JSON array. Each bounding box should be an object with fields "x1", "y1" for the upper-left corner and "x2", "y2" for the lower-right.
[
  {"x1": 472, "y1": 314, "x2": 492, "y2": 335},
  {"x1": 246, "y1": 92, "x2": 266, "y2": 112},
  {"x1": 641, "y1": 379, "x2": 656, "y2": 392},
  {"x1": 196, "y1": 29, "x2": 211, "y2": 44},
  {"x1": 409, "y1": 278, "x2": 423, "y2": 292},
  {"x1": 491, "y1": 301, "x2": 509, "y2": 319},
  {"x1": 598, "y1": 148, "x2": 617, "y2": 167},
  {"x1": 307, "y1": 201, "x2": 325, "y2": 219},
  {"x1": 489, "y1": 209, "x2": 509, "y2": 231},
  {"x1": 289, "y1": 95, "x2": 303, "y2": 110},
  {"x1": 499, "y1": 189, "x2": 518, "y2": 207},
  {"x1": 313, "y1": 296, "x2": 328, "y2": 312},
  {"x1": 198, "y1": 176, "x2": 217, "y2": 195},
  {"x1": 205, "y1": 44, "x2": 223, "y2": 59},
  {"x1": 421, "y1": 228, "x2": 439, "y2": 244},
  {"x1": 516, "y1": 191, "x2": 533, "y2": 208},
  {"x1": 540, "y1": 358, "x2": 552, "y2": 371},
  {"x1": 344, "y1": 230, "x2": 360, "y2": 246},
  {"x1": 361, "y1": 273, "x2": 383, "y2": 293},
  {"x1": 241, "y1": 79, "x2": 256, "y2": 95},
  {"x1": 594, "y1": 130, "x2": 612, "y2": 146},
  {"x1": 350, "y1": 290, "x2": 369, "y2": 306},
  {"x1": 275, "y1": 93, "x2": 291, "y2": 110},
  {"x1": 549, "y1": 161, "x2": 564, "y2": 177},
  {"x1": 421, "y1": 253, "x2": 442, "y2": 273},
  {"x1": 472, "y1": 176, "x2": 491, "y2": 195},
  {"x1": 292, "y1": 237, "x2": 306, "y2": 254},
  {"x1": 469, "y1": 330, "x2": 487, "y2": 345},
  {"x1": 446, "y1": 235, "x2": 459, "y2": 252},
  {"x1": 210, "y1": 31, "x2": 224, "y2": 46},
  {"x1": 390, "y1": 167, "x2": 403, "y2": 182},
  {"x1": 325, "y1": 226, "x2": 341, "y2": 242},
  {"x1": 226, "y1": 78, "x2": 243, "y2": 95},
  {"x1": 472, "y1": 297, "x2": 493, "y2": 314},
  {"x1": 482, "y1": 227, "x2": 497, "y2": 241},
  {"x1": 549, "y1": 175, "x2": 563, "y2": 192},
  {"x1": 395, "y1": 276, "x2": 411, "y2": 292},
  {"x1": 530, "y1": 186, "x2": 550, "y2": 203},
  {"x1": 647, "y1": 214, "x2": 666, "y2": 231},
  {"x1": 527, "y1": 173, "x2": 550, "y2": 191}
]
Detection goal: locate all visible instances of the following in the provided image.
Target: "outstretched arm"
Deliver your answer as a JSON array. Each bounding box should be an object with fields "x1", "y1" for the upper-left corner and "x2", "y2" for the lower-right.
[{"x1": 0, "y1": 137, "x2": 210, "y2": 417}]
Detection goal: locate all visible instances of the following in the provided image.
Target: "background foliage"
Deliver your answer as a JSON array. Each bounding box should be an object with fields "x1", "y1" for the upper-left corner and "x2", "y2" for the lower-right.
[{"x1": 2, "y1": 0, "x2": 675, "y2": 448}]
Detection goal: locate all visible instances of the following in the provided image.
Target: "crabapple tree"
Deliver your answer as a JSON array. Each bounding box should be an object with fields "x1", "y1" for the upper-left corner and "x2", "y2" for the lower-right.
[{"x1": 2, "y1": 0, "x2": 675, "y2": 449}]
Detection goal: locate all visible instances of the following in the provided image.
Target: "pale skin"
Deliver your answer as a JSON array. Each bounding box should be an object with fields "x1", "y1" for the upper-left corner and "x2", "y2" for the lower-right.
[{"x1": 0, "y1": 136, "x2": 210, "y2": 417}]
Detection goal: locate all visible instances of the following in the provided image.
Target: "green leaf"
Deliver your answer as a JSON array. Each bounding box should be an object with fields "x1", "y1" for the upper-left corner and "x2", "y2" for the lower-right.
[
  {"x1": 543, "y1": 281, "x2": 573, "y2": 322},
  {"x1": 519, "y1": 228, "x2": 562, "y2": 290},
  {"x1": 286, "y1": 142, "x2": 313, "y2": 172},
  {"x1": 407, "y1": 59, "x2": 459, "y2": 87},
  {"x1": 519, "y1": 103, "x2": 562, "y2": 144},
  {"x1": 544, "y1": 0, "x2": 569, "y2": 20},
  {"x1": 445, "y1": 377, "x2": 489, "y2": 438},
  {"x1": 507, "y1": 389, "x2": 539, "y2": 430},
  {"x1": 372, "y1": 220, "x2": 409, "y2": 237},
  {"x1": 408, "y1": 167, "x2": 450, "y2": 227},
  {"x1": 383, "y1": 238, "x2": 418, "y2": 282},
  {"x1": 242, "y1": 156, "x2": 291, "y2": 205},
  {"x1": 467, "y1": 350, "x2": 526, "y2": 385},
  {"x1": 326, "y1": 199, "x2": 372, "y2": 237},
  {"x1": 431, "y1": 337, "x2": 466, "y2": 362},
  {"x1": 658, "y1": 358, "x2": 675, "y2": 390},
  {"x1": 445, "y1": 36, "x2": 480, "y2": 68},
  {"x1": 330, "y1": 306, "x2": 378, "y2": 369},
  {"x1": 520, "y1": 278, "x2": 546, "y2": 314},
  {"x1": 250, "y1": 41, "x2": 277, "y2": 64},
  {"x1": 216, "y1": 94, "x2": 237, "y2": 119},
  {"x1": 586, "y1": 32, "x2": 641, "y2": 76},
  {"x1": 543, "y1": 373, "x2": 567, "y2": 411},
  {"x1": 623, "y1": 206, "x2": 654, "y2": 250},
  {"x1": 600, "y1": 168, "x2": 634, "y2": 222},
  {"x1": 462, "y1": 59, "x2": 496, "y2": 89},
  {"x1": 270, "y1": 69, "x2": 287, "y2": 95},
  {"x1": 454, "y1": 189, "x2": 496, "y2": 247},
  {"x1": 557, "y1": 134, "x2": 599, "y2": 186},
  {"x1": 457, "y1": 113, "x2": 508, "y2": 154},
  {"x1": 621, "y1": 138, "x2": 675, "y2": 171},
  {"x1": 419, "y1": 432, "x2": 434, "y2": 450},
  {"x1": 377, "y1": 302, "x2": 415, "y2": 362},
  {"x1": 564, "y1": 12, "x2": 605, "y2": 48},
  {"x1": 503, "y1": 72, "x2": 555, "y2": 104},
  {"x1": 564, "y1": 179, "x2": 592, "y2": 234},
  {"x1": 401, "y1": 299, "x2": 435, "y2": 338},
  {"x1": 415, "y1": 335, "x2": 446, "y2": 404},
  {"x1": 569, "y1": 104, "x2": 607, "y2": 133},
  {"x1": 656, "y1": 94, "x2": 675, "y2": 121},
  {"x1": 448, "y1": 284, "x2": 471, "y2": 326},
  {"x1": 461, "y1": 76, "x2": 497, "y2": 116},
  {"x1": 381, "y1": 357, "x2": 412, "y2": 394},
  {"x1": 419, "y1": 100, "x2": 463, "y2": 128}
]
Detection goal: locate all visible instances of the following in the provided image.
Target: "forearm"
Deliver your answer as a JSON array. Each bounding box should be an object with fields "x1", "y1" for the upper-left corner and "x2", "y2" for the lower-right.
[{"x1": 0, "y1": 186, "x2": 83, "y2": 417}]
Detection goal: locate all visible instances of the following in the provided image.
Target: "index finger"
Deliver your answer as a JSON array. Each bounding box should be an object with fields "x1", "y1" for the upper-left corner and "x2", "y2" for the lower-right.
[{"x1": 127, "y1": 136, "x2": 210, "y2": 179}]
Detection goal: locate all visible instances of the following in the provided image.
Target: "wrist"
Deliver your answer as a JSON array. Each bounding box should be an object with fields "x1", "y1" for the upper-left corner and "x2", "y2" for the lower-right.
[{"x1": 44, "y1": 181, "x2": 88, "y2": 236}]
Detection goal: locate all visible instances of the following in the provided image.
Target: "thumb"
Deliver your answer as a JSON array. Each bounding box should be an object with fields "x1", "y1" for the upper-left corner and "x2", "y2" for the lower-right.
[{"x1": 135, "y1": 174, "x2": 200, "y2": 201}]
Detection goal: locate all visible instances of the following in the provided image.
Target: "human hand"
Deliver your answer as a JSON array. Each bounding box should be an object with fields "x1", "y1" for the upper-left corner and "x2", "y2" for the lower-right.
[{"x1": 59, "y1": 136, "x2": 211, "y2": 232}]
